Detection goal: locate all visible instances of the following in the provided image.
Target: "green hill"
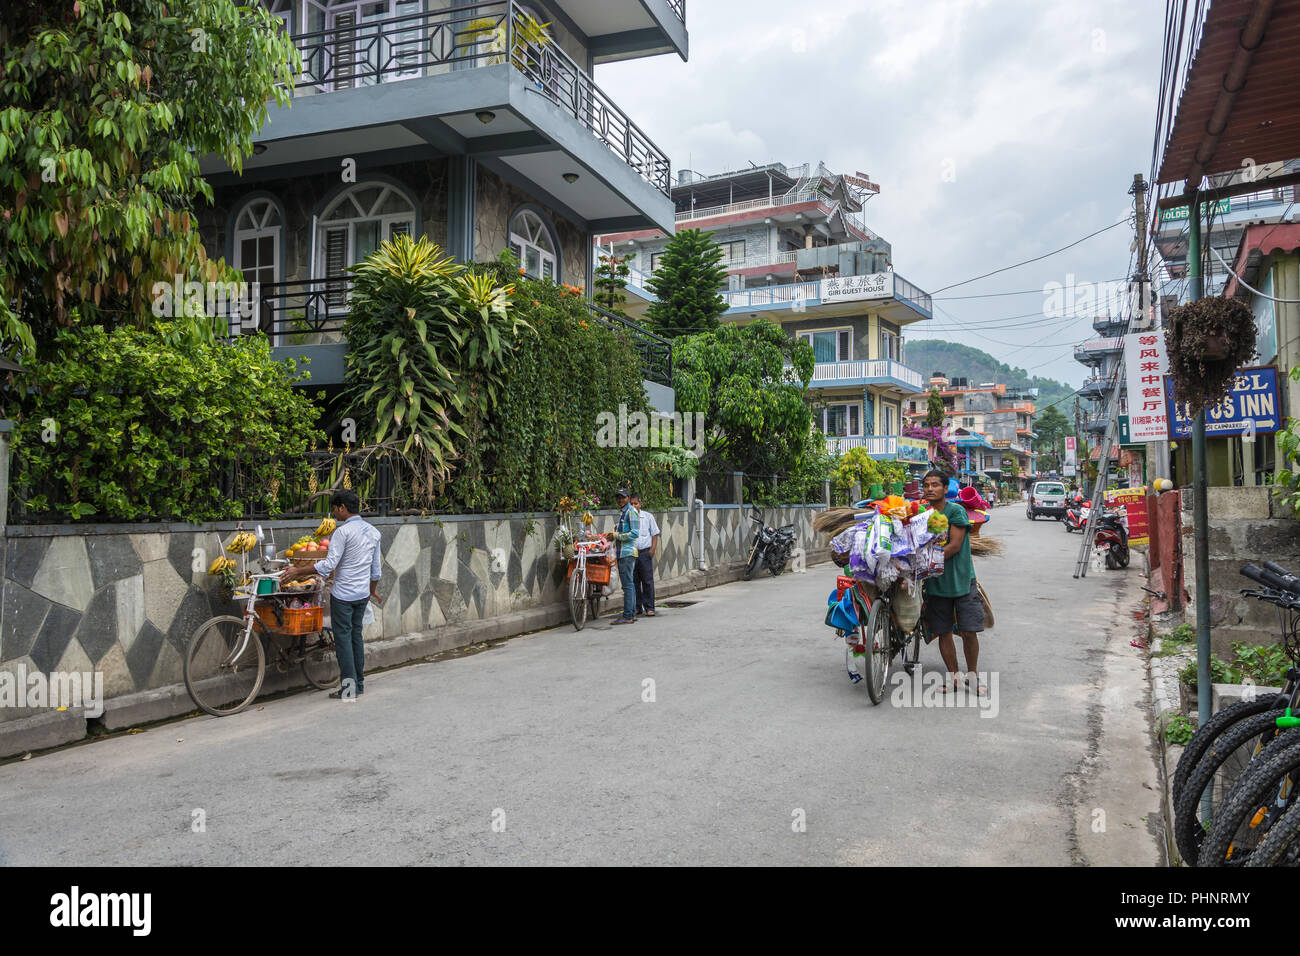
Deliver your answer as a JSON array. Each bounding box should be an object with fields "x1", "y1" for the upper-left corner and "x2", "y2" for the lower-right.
[{"x1": 904, "y1": 339, "x2": 1078, "y2": 414}]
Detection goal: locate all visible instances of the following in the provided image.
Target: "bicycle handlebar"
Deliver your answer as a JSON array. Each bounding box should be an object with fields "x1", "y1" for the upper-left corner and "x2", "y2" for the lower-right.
[{"x1": 1242, "y1": 563, "x2": 1300, "y2": 596}]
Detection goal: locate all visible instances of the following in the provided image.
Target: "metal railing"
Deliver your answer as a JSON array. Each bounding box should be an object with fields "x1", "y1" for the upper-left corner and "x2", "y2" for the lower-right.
[
  {"x1": 722, "y1": 280, "x2": 820, "y2": 309},
  {"x1": 806, "y1": 360, "x2": 923, "y2": 390},
  {"x1": 290, "y1": 1, "x2": 670, "y2": 194},
  {"x1": 675, "y1": 188, "x2": 823, "y2": 223},
  {"x1": 586, "y1": 302, "x2": 673, "y2": 386},
  {"x1": 667, "y1": 0, "x2": 687, "y2": 23},
  {"x1": 824, "y1": 434, "x2": 899, "y2": 456},
  {"x1": 891, "y1": 273, "x2": 932, "y2": 315}
]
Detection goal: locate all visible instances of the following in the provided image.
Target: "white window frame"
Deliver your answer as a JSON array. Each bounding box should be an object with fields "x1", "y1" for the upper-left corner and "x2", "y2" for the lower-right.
[
  {"x1": 650, "y1": 251, "x2": 665, "y2": 273},
  {"x1": 822, "y1": 402, "x2": 862, "y2": 438},
  {"x1": 232, "y1": 197, "x2": 283, "y2": 337},
  {"x1": 799, "y1": 326, "x2": 853, "y2": 363},
  {"x1": 509, "y1": 208, "x2": 558, "y2": 282},
  {"x1": 315, "y1": 182, "x2": 417, "y2": 311}
]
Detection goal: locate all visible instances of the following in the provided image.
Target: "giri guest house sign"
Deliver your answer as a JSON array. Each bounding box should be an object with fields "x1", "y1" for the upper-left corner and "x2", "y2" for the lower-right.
[
  {"x1": 820, "y1": 272, "x2": 891, "y2": 303},
  {"x1": 1163, "y1": 366, "x2": 1281, "y2": 439}
]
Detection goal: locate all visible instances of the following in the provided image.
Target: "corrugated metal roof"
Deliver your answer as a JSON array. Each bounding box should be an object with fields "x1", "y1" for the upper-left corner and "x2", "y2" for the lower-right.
[{"x1": 1156, "y1": 0, "x2": 1300, "y2": 185}]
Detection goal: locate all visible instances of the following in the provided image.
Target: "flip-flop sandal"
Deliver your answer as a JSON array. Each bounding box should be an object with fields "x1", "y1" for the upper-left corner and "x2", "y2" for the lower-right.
[{"x1": 1130, "y1": 638, "x2": 1148, "y2": 649}]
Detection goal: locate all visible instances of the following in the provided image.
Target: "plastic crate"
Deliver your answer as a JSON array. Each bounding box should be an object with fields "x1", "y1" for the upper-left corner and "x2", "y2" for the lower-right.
[
  {"x1": 585, "y1": 559, "x2": 612, "y2": 585},
  {"x1": 255, "y1": 603, "x2": 322, "y2": 635}
]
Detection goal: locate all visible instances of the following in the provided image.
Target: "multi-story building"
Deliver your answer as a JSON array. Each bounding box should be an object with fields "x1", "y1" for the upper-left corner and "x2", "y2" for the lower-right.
[
  {"x1": 904, "y1": 375, "x2": 1037, "y2": 480},
  {"x1": 596, "y1": 161, "x2": 934, "y2": 463},
  {"x1": 196, "y1": 0, "x2": 686, "y2": 402}
]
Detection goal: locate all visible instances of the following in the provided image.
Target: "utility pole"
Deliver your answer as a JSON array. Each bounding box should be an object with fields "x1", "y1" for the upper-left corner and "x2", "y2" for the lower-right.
[{"x1": 1129, "y1": 172, "x2": 1171, "y2": 483}]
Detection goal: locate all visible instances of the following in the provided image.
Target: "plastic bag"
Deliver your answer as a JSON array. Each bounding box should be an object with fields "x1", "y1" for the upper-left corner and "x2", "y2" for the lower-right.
[
  {"x1": 363, "y1": 601, "x2": 376, "y2": 627},
  {"x1": 891, "y1": 578, "x2": 922, "y2": 632}
]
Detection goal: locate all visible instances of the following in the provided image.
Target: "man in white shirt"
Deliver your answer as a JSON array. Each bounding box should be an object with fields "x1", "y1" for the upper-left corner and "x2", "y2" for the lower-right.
[
  {"x1": 629, "y1": 492, "x2": 660, "y2": 617},
  {"x1": 280, "y1": 490, "x2": 382, "y2": 698}
]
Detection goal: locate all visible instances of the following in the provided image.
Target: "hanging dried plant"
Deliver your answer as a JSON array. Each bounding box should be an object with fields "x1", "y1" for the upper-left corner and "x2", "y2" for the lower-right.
[{"x1": 1164, "y1": 296, "x2": 1256, "y2": 413}]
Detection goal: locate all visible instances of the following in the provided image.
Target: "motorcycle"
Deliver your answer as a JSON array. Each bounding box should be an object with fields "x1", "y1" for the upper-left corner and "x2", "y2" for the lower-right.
[
  {"x1": 1063, "y1": 494, "x2": 1087, "y2": 533},
  {"x1": 1094, "y1": 508, "x2": 1130, "y2": 569},
  {"x1": 743, "y1": 506, "x2": 796, "y2": 580}
]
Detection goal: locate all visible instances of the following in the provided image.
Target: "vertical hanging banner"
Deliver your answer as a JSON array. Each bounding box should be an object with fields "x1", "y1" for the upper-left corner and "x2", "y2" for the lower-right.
[
  {"x1": 1124, "y1": 332, "x2": 1170, "y2": 441},
  {"x1": 1063, "y1": 436, "x2": 1077, "y2": 477}
]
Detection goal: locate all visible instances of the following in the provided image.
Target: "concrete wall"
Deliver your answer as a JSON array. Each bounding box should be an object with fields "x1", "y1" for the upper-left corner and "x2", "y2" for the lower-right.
[
  {"x1": 475, "y1": 165, "x2": 588, "y2": 285},
  {"x1": 0, "y1": 505, "x2": 826, "y2": 740},
  {"x1": 1184, "y1": 485, "x2": 1300, "y2": 657}
]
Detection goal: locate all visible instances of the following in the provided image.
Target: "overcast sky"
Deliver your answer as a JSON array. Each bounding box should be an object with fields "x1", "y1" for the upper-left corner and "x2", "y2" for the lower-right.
[{"x1": 597, "y1": 0, "x2": 1163, "y2": 387}]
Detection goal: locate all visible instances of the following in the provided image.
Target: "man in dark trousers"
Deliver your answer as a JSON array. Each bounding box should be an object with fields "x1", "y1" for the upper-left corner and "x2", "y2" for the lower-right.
[
  {"x1": 629, "y1": 492, "x2": 660, "y2": 617},
  {"x1": 280, "y1": 490, "x2": 382, "y2": 698}
]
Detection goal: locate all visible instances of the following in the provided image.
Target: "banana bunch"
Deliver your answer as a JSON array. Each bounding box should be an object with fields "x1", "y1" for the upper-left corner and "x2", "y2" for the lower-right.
[
  {"x1": 208, "y1": 555, "x2": 236, "y2": 575},
  {"x1": 314, "y1": 516, "x2": 336, "y2": 539},
  {"x1": 225, "y1": 531, "x2": 258, "y2": 554}
]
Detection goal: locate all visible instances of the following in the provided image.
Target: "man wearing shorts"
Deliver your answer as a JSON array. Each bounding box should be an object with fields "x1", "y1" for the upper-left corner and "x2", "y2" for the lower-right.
[{"x1": 921, "y1": 469, "x2": 986, "y2": 694}]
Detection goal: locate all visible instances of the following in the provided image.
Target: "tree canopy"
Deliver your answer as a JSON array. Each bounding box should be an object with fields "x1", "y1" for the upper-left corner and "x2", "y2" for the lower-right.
[
  {"x1": 645, "y1": 228, "x2": 728, "y2": 338},
  {"x1": 673, "y1": 318, "x2": 815, "y2": 476},
  {"x1": 0, "y1": 0, "x2": 300, "y2": 354}
]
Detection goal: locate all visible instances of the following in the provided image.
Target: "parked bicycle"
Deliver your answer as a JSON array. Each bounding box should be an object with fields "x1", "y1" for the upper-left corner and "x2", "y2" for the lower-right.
[
  {"x1": 184, "y1": 567, "x2": 339, "y2": 717},
  {"x1": 1171, "y1": 561, "x2": 1300, "y2": 865},
  {"x1": 566, "y1": 537, "x2": 611, "y2": 631}
]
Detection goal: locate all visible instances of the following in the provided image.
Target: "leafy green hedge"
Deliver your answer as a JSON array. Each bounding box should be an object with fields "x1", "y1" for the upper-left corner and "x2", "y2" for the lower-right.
[
  {"x1": 445, "y1": 261, "x2": 669, "y2": 511},
  {"x1": 9, "y1": 324, "x2": 321, "y2": 521}
]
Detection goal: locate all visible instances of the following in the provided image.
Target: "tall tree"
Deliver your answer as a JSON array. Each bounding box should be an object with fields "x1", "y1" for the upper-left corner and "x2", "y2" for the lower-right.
[
  {"x1": 0, "y1": 0, "x2": 300, "y2": 354},
  {"x1": 925, "y1": 387, "x2": 945, "y2": 428},
  {"x1": 645, "y1": 228, "x2": 727, "y2": 338},
  {"x1": 1033, "y1": 404, "x2": 1073, "y2": 456},
  {"x1": 593, "y1": 252, "x2": 630, "y2": 315}
]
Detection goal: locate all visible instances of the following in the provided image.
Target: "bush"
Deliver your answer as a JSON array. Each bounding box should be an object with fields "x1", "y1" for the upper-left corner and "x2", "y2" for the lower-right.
[
  {"x1": 831, "y1": 448, "x2": 906, "y2": 501},
  {"x1": 10, "y1": 324, "x2": 321, "y2": 521},
  {"x1": 1164, "y1": 296, "x2": 1256, "y2": 413},
  {"x1": 448, "y1": 257, "x2": 668, "y2": 511}
]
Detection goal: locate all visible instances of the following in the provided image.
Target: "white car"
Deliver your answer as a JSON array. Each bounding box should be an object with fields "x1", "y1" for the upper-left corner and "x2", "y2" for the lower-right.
[{"x1": 1027, "y1": 481, "x2": 1067, "y2": 520}]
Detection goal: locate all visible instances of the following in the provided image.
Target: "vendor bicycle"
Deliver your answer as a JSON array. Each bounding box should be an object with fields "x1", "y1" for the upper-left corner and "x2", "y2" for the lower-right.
[
  {"x1": 847, "y1": 580, "x2": 927, "y2": 705},
  {"x1": 184, "y1": 567, "x2": 339, "y2": 717},
  {"x1": 567, "y1": 538, "x2": 612, "y2": 631}
]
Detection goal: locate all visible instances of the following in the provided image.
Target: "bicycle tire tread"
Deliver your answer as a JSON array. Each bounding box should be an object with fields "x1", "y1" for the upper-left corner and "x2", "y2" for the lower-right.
[
  {"x1": 1199, "y1": 736, "x2": 1300, "y2": 866},
  {"x1": 1172, "y1": 696, "x2": 1284, "y2": 801}
]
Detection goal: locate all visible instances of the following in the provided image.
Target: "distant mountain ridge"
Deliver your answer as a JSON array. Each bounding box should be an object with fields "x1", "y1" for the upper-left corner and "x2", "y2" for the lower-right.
[{"x1": 904, "y1": 340, "x2": 1077, "y2": 414}]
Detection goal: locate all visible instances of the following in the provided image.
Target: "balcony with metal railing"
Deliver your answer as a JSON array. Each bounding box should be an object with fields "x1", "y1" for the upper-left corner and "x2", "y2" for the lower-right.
[
  {"x1": 804, "y1": 359, "x2": 924, "y2": 392},
  {"x1": 284, "y1": 2, "x2": 671, "y2": 196},
  {"x1": 219, "y1": 276, "x2": 673, "y2": 389}
]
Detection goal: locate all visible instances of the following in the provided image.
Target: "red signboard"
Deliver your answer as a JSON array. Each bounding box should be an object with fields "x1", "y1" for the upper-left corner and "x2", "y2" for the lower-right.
[{"x1": 1104, "y1": 486, "x2": 1150, "y2": 547}]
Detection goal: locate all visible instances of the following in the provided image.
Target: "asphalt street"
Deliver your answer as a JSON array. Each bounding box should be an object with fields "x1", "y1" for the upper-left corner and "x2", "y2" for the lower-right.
[{"x1": 0, "y1": 507, "x2": 1162, "y2": 865}]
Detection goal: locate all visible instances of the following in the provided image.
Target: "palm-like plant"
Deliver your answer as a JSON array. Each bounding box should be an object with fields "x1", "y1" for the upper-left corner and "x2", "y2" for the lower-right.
[{"x1": 343, "y1": 235, "x2": 530, "y2": 483}]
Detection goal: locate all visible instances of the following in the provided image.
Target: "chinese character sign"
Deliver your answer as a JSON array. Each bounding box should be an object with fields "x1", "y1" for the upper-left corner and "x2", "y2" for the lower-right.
[
  {"x1": 1104, "y1": 487, "x2": 1149, "y2": 547},
  {"x1": 820, "y1": 272, "x2": 891, "y2": 303},
  {"x1": 1063, "y1": 436, "x2": 1077, "y2": 477},
  {"x1": 1124, "y1": 332, "x2": 1170, "y2": 441}
]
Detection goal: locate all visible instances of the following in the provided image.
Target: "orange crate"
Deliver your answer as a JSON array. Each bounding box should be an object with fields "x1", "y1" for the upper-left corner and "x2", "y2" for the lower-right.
[
  {"x1": 585, "y1": 559, "x2": 612, "y2": 585},
  {"x1": 254, "y1": 603, "x2": 322, "y2": 635}
]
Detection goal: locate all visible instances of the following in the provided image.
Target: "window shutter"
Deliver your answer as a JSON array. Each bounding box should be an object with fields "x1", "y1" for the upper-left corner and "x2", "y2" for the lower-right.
[
  {"x1": 838, "y1": 329, "x2": 850, "y2": 361},
  {"x1": 541, "y1": 257, "x2": 554, "y2": 281},
  {"x1": 332, "y1": 10, "x2": 357, "y2": 91},
  {"x1": 324, "y1": 228, "x2": 349, "y2": 306},
  {"x1": 388, "y1": 219, "x2": 412, "y2": 241}
]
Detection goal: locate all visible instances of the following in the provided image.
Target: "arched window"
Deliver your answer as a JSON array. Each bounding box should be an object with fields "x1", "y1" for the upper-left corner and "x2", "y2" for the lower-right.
[
  {"x1": 232, "y1": 196, "x2": 283, "y2": 289},
  {"x1": 316, "y1": 182, "x2": 417, "y2": 302},
  {"x1": 509, "y1": 208, "x2": 559, "y2": 281}
]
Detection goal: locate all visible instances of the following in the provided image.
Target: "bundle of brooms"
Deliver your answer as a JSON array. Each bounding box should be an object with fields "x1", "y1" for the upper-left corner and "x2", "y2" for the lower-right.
[{"x1": 812, "y1": 506, "x2": 1002, "y2": 556}]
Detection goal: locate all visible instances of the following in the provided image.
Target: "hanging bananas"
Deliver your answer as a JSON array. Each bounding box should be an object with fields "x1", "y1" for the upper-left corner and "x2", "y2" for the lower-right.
[
  {"x1": 314, "y1": 516, "x2": 336, "y2": 539},
  {"x1": 208, "y1": 556, "x2": 236, "y2": 575},
  {"x1": 225, "y1": 531, "x2": 257, "y2": 554}
]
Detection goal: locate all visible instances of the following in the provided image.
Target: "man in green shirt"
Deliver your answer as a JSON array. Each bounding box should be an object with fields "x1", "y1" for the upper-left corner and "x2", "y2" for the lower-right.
[{"x1": 921, "y1": 470, "x2": 986, "y2": 694}]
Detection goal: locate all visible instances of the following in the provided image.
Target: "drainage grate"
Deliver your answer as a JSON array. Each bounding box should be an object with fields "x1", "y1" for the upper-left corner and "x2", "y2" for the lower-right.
[{"x1": 661, "y1": 600, "x2": 697, "y2": 609}]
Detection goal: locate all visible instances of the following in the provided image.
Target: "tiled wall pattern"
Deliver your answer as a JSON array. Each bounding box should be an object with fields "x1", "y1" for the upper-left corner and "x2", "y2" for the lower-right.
[{"x1": 0, "y1": 506, "x2": 822, "y2": 717}]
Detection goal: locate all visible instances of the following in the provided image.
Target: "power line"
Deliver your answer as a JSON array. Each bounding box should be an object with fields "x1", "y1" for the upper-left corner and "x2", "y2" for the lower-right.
[
  {"x1": 932, "y1": 278, "x2": 1131, "y2": 301},
  {"x1": 929, "y1": 218, "x2": 1131, "y2": 294}
]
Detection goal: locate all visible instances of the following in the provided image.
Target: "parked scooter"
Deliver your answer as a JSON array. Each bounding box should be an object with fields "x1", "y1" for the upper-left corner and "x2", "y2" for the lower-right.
[
  {"x1": 1063, "y1": 493, "x2": 1088, "y2": 533},
  {"x1": 1094, "y1": 508, "x2": 1130, "y2": 569},
  {"x1": 743, "y1": 506, "x2": 796, "y2": 580}
]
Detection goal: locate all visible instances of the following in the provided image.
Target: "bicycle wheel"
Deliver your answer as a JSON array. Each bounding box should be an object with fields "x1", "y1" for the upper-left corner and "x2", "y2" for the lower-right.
[
  {"x1": 862, "y1": 599, "x2": 891, "y2": 706},
  {"x1": 1246, "y1": 799, "x2": 1300, "y2": 867},
  {"x1": 1173, "y1": 711, "x2": 1288, "y2": 865},
  {"x1": 588, "y1": 581, "x2": 603, "y2": 623},
  {"x1": 1173, "y1": 695, "x2": 1287, "y2": 802},
  {"x1": 184, "y1": 615, "x2": 266, "y2": 717},
  {"x1": 300, "y1": 628, "x2": 340, "y2": 690},
  {"x1": 569, "y1": 565, "x2": 588, "y2": 631},
  {"x1": 1198, "y1": 735, "x2": 1300, "y2": 866}
]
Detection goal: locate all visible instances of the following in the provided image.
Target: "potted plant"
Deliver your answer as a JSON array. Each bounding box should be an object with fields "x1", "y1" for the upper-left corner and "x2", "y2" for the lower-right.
[
  {"x1": 1164, "y1": 296, "x2": 1257, "y2": 412},
  {"x1": 464, "y1": 10, "x2": 551, "y2": 69}
]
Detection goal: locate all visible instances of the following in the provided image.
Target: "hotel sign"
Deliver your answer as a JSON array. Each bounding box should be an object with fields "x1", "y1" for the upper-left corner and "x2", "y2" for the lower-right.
[{"x1": 821, "y1": 272, "x2": 892, "y2": 303}]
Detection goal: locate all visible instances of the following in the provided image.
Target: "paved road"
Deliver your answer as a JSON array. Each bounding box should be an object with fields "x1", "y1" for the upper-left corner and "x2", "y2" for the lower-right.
[{"x1": 0, "y1": 509, "x2": 1162, "y2": 865}]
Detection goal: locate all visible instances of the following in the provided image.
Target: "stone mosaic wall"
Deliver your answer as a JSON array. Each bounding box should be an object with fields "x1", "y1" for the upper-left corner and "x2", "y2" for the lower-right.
[
  {"x1": 475, "y1": 165, "x2": 588, "y2": 286},
  {"x1": 0, "y1": 506, "x2": 822, "y2": 718}
]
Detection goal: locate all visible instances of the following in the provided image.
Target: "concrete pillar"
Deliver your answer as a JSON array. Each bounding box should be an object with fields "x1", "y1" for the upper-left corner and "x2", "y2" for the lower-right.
[
  {"x1": 447, "y1": 156, "x2": 477, "y2": 264},
  {"x1": 823, "y1": 479, "x2": 831, "y2": 507},
  {"x1": 731, "y1": 471, "x2": 743, "y2": 506}
]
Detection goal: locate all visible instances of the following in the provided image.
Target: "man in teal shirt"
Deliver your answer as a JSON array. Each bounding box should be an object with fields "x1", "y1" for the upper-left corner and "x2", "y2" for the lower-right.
[
  {"x1": 921, "y1": 469, "x2": 985, "y2": 694},
  {"x1": 606, "y1": 488, "x2": 639, "y2": 625}
]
